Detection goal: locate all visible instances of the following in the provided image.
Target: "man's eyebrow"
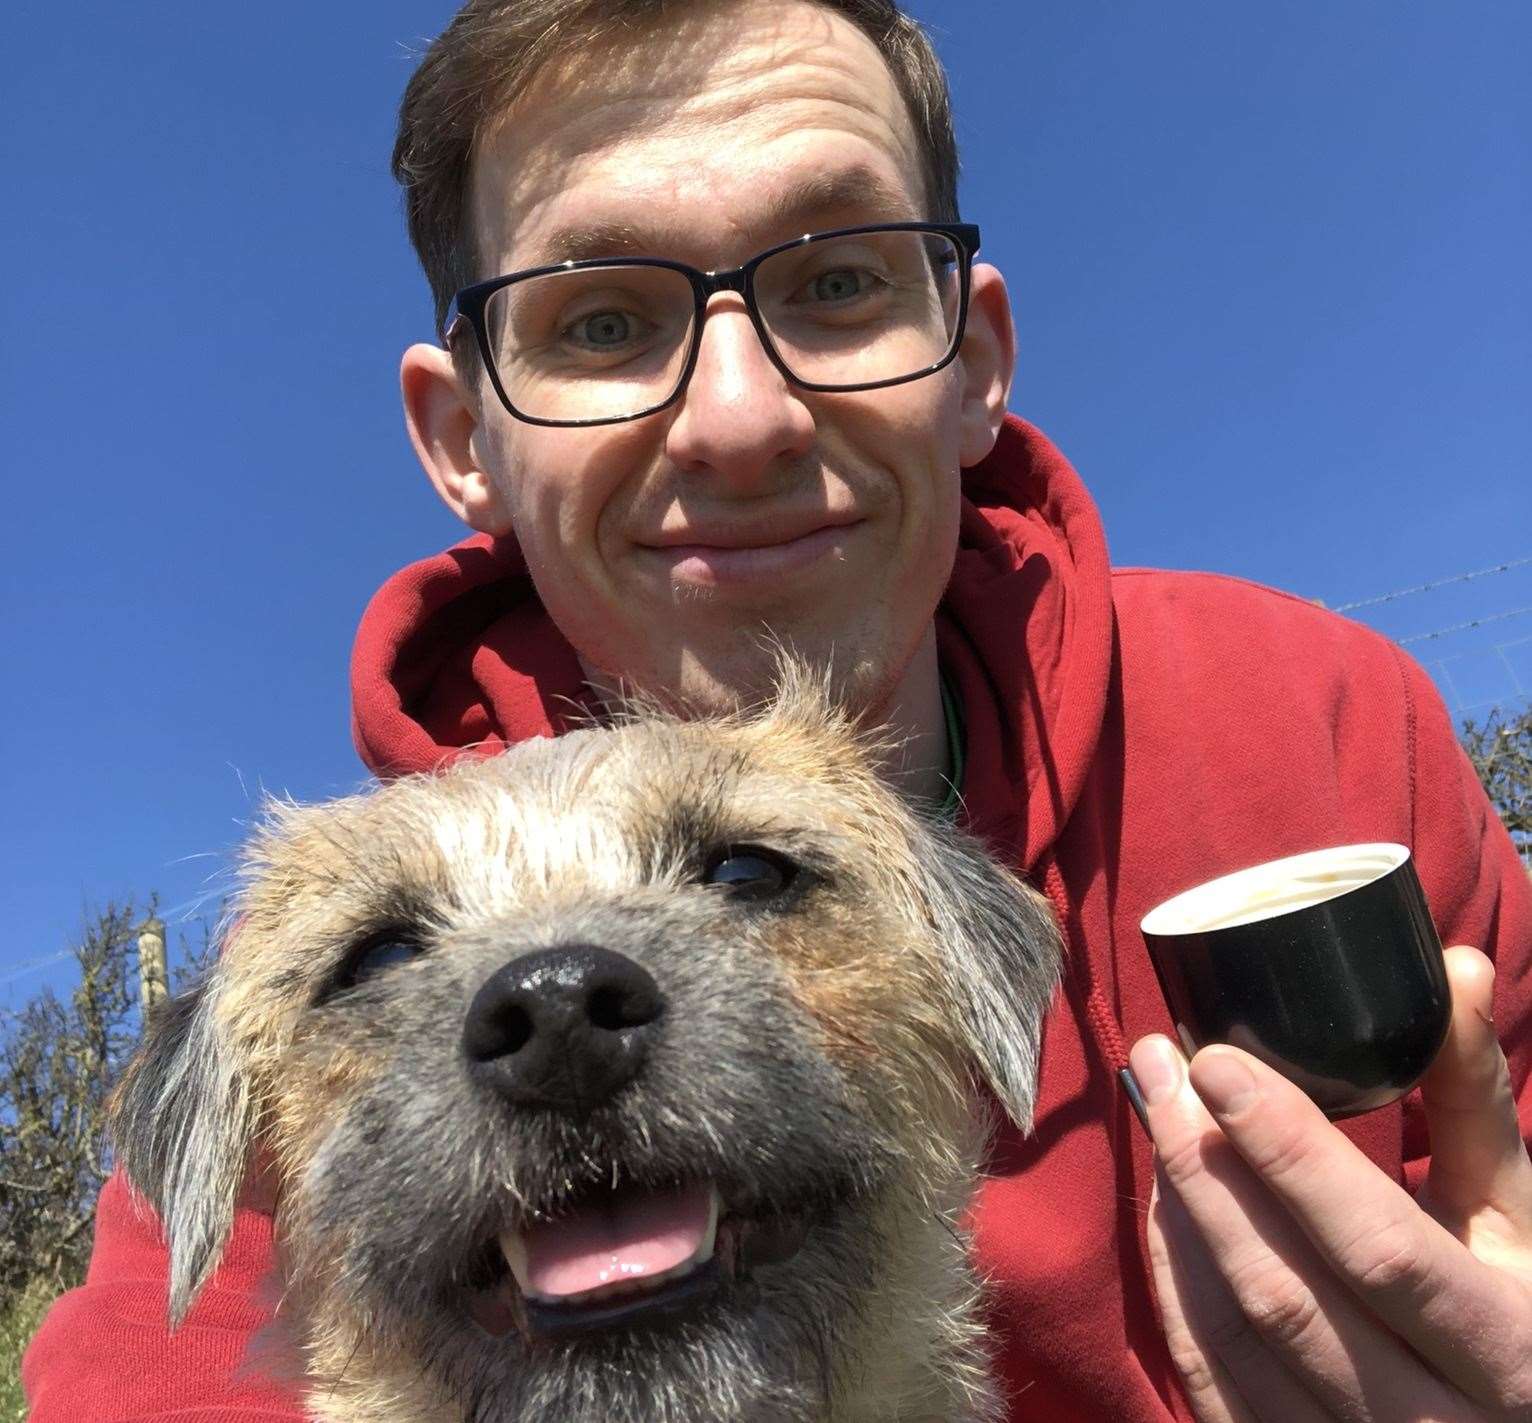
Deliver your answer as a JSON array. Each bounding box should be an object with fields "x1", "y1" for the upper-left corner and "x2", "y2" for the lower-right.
[
  {"x1": 514, "y1": 167, "x2": 921, "y2": 271},
  {"x1": 757, "y1": 167, "x2": 920, "y2": 234}
]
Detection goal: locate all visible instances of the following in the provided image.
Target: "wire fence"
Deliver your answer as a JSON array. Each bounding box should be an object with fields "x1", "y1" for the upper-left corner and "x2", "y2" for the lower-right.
[
  {"x1": 1332, "y1": 555, "x2": 1532, "y2": 719},
  {"x1": 1332, "y1": 558, "x2": 1532, "y2": 614},
  {"x1": 0, "y1": 951, "x2": 73, "y2": 990},
  {"x1": 1425, "y1": 635, "x2": 1532, "y2": 718}
]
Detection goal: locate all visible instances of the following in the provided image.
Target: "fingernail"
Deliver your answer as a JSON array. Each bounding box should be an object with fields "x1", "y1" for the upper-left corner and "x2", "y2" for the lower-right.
[
  {"x1": 1119, "y1": 1066, "x2": 1151, "y2": 1135},
  {"x1": 1129, "y1": 1035, "x2": 1184, "y2": 1106},
  {"x1": 1191, "y1": 1051, "x2": 1257, "y2": 1117}
]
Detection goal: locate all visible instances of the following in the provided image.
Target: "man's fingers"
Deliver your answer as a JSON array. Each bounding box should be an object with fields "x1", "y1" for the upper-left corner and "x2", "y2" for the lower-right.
[
  {"x1": 1183, "y1": 1038, "x2": 1532, "y2": 1412},
  {"x1": 1146, "y1": 1170, "x2": 1324, "y2": 1423},
  {"x1": 1420, "y1": 945, "x2": 1532, "y2": 1231},
  {"x1": 1134, "y1": 1036, "x2": 1469, "y2": 1421}
]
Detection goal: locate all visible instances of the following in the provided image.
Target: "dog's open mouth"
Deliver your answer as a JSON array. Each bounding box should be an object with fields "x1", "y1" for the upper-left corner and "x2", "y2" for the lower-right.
[{"x1": 466, "y1": 1180, "x2": 812, "y2": 1341}]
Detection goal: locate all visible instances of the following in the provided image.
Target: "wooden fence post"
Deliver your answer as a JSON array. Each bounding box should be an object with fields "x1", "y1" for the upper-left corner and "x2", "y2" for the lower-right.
[{"x1": 137, "y1": 917, "x2": 168, "y2": 1012}]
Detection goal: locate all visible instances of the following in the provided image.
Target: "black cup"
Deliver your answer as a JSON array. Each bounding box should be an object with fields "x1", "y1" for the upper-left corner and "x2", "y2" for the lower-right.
[{"x1": 1140, "y1": 844, "x2": 1452, "y2": 1118}]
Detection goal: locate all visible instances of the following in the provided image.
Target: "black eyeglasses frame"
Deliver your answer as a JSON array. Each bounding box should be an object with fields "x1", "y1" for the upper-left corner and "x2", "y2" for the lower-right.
[{"x1": 444, "y1": 221, "x2": 982, "y2": 428}]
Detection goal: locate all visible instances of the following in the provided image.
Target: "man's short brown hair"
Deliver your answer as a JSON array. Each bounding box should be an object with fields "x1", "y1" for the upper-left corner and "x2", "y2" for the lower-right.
[{"x1": 393, "y1": 0, "x2": 961, "y2": 341}]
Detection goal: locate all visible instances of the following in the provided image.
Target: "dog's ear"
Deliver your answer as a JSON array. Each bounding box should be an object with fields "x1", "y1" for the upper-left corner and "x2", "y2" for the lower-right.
[
  {"x1": 911, "y1": 826, "x2": 1063, "y2": 1134},
  {"x1": 111, "y1": 975, "x2": 255, "y2": 1326}
]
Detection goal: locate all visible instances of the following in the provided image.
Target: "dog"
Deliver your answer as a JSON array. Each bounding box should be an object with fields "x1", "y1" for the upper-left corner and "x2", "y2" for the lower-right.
[{"x1": 112, "y1": 673, "x2": 1062, "y2": 1422}]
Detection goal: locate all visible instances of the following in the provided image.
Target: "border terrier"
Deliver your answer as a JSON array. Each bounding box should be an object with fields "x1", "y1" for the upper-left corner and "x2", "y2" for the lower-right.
[{"x1": 112, "y1": 675, "x2": 1061, "y2": 1422}]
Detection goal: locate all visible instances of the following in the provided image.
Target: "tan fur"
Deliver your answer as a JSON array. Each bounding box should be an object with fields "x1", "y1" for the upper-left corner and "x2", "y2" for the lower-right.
[{"x1": 113, "y1": 676, "x2": 1061, "y2": 1423}]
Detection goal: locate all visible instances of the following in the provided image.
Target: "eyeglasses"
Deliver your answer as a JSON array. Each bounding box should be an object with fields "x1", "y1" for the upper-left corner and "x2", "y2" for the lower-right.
[{"x1": 445, "y1": 221, "x2": 981, "y2": 427}]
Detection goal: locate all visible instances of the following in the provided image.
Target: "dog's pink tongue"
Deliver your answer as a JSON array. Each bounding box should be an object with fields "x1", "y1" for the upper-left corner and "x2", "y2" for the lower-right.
[{"x1": 524, "y1": 1182, "x2": 714, "y2": 1298}]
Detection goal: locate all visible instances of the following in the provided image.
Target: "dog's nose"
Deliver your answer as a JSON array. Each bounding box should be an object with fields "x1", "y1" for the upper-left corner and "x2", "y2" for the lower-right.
[{"x1": 462, "y1": 944, "x2": 664, "y2": 1112}]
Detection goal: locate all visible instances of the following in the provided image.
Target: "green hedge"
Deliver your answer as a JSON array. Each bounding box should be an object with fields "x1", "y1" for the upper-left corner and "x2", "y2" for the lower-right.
[{"x1": 0, "y1": 1279, "x2": 56, "y2": 1421}]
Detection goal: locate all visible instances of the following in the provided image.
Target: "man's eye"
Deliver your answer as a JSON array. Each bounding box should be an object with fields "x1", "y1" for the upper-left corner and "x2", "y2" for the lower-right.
[
  {"x1": 703, "y1": 847, "x2": 799, "y2": 899},
  {"x1": 810, "y1": 268, "x2": 872, "y2": 302},
  {"x1": 786, "y1": 266, "x2": 888, "y2": 307},
  {"x1": 563, "y1": 309, "x2": 652, "y2": 350}
]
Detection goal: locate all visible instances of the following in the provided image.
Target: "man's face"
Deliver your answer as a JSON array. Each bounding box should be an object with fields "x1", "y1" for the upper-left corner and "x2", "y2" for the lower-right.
[{"x1": 425, "y1": 0, "x2": 1012, "y2": 718}]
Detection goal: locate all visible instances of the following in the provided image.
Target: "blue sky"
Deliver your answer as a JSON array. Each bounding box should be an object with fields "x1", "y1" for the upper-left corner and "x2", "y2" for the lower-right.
[{"x1": 3, "y1": 1, "x2": 1529, "y2": 1000}]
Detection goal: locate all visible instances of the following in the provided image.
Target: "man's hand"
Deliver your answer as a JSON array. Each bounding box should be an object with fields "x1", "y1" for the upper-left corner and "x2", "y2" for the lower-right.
[{"x1": 1131, "y1": 946, "x2": 1532, "y2": 1422}]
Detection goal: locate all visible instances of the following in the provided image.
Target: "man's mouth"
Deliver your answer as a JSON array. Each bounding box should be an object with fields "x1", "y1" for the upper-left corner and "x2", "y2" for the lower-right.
[
  {"x1": 466, "y1": 1180, "x2": 813, "y2": 1341},
  {"x1": 639, "y1": 520, "x2": 865, "y2": 589}
]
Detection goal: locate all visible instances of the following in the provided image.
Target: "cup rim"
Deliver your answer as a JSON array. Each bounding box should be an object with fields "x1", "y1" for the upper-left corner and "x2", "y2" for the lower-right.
[{"x1": 1140, "y1": 842, "x2": 1411, "y2": 937}]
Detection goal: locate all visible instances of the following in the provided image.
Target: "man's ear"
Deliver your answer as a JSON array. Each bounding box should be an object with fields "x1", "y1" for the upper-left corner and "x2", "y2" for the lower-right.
[
  {"x1": 400, "y1": 343, "x2": 515, "y2": 536},
  {"x1": 956, "y1": 262, "x2": 1018, "y2": 469}
]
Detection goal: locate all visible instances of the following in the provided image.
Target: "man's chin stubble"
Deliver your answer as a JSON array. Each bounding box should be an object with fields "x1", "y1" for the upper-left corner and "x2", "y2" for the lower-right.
[{"x1": 579, "y1": 632, "x2": 889, "y2": 721}]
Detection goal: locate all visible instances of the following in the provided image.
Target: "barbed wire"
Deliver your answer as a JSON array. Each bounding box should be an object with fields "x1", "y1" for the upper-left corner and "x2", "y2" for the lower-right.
[
  {"x1": 1334, "y1": 556, "x2": 1532, "y2": 613},
  {"x1": 0, "y1": 950, "x2": 73, "y2": 989},
  {"x1": 1399, "y1": 606, "x2": 1532, "y2": 647}
]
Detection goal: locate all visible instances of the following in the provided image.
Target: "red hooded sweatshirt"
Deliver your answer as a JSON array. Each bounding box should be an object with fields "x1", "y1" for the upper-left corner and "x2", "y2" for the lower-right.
[{"x1": 25, "y1": 418, "x2": 1532, "y2": 1420}]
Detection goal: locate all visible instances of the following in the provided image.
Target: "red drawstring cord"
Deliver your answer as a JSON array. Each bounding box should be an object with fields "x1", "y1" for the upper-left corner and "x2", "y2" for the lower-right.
[{"x1": 1040, "y1": 850, "x2": 1150, "y2": 1129}]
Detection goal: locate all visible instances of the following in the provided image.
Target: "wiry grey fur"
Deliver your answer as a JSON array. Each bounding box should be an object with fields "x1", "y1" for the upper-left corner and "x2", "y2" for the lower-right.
[
  {"x1": 112, "y1": 982, "x2": 256, "y2": 1322},
  {"x1": 111, "y1": 674, "x2": 1062, "y2": 1422}
]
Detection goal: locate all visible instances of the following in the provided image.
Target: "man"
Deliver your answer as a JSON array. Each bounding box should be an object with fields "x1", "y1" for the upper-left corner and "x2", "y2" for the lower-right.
[{"x1": 25, "y1": 1, "x2": 1532, "y2": 1419}]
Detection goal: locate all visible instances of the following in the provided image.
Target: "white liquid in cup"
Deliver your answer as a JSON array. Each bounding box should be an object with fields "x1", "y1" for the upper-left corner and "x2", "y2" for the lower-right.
[{"x1": 1140, "y1": 844, "x2": 1410, "y2": 936}]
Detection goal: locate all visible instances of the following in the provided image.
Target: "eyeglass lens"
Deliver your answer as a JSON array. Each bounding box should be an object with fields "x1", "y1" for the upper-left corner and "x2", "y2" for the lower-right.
[{"x1": 481, "y1": 229, "x2": 964, "y2": 423}]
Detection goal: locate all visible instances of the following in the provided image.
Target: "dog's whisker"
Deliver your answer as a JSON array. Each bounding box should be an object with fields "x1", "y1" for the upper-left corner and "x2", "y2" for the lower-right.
[
  {"x1": 933, "y1": 1210, "x2": 965, "y2": 1251},
  {"x1": 323, "y1": 1330, "x2": 367, "y2": 1401}
]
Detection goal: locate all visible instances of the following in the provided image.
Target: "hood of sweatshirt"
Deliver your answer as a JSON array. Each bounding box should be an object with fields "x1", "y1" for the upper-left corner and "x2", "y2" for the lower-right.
[{"x1": 350, "y1": 413, "x2": 1115, "y2": 873}]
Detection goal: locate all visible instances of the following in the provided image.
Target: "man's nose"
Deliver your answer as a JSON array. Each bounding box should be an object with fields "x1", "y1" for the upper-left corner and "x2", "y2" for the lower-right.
[{"x1": 663, "y1": 294, "x2": 815, "y2": 484}]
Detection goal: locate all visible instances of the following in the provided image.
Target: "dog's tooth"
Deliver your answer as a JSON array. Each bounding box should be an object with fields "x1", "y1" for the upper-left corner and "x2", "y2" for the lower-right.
[
  {"x1": 499, "y1": 1230, "x2": 532, "y2": 1296},
  {"x1": 695, "y1": 1183, "x2": 721, "y2": 1265}
]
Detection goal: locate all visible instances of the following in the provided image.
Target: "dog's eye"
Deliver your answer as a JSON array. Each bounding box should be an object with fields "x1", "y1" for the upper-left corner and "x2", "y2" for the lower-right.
[
  {"x1": 333, "y1": 934, "x2": 424, "y2": 991},
  {"x1": 703, "y1": 846, "x2": 798, "y2": 900}
]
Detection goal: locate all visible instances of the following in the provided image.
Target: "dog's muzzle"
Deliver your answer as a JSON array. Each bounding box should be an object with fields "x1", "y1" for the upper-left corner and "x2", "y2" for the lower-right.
[{"x1": 460, "y1": 942, "x2": 813, "y2": 1342}]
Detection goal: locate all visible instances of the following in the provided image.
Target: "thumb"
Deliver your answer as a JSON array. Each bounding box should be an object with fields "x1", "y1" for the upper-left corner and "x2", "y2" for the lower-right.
[{"x1": 1419, "y1": 945, "x2": 1532, "y2": 1228}]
